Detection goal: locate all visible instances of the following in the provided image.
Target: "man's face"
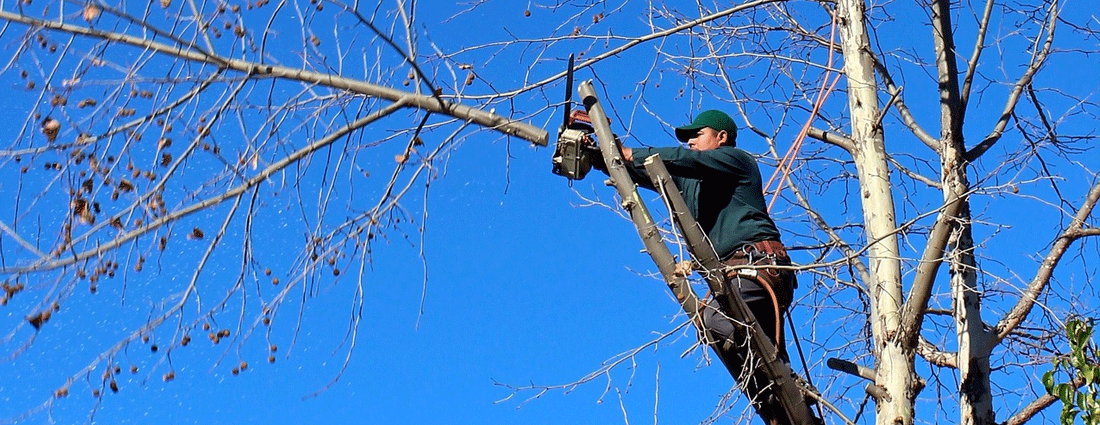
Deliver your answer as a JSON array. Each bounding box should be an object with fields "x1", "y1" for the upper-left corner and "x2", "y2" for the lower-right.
[{"x1": 687, "y1": 127, "x2": 727, "y2": 151}]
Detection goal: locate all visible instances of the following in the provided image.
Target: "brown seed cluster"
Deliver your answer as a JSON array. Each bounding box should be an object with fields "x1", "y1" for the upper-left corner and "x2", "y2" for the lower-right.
[
  {"x1": 1, "y1": 281, "x2": 25, "y2": 306},
  {"x1": 41, "y1": 117, "x2": 60, "y2": 142},
  {"x1": 26, "y1": 302, "x2": 60, "y2": 330},
  {"x1": 209, "y1": 328, "x2": 231, "y2": 344}
]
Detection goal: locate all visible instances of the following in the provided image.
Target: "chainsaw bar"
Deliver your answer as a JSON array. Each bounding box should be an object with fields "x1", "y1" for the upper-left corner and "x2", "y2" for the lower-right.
[{"x1": 562, "y1": 53, "x2": 575, "y2": 130}]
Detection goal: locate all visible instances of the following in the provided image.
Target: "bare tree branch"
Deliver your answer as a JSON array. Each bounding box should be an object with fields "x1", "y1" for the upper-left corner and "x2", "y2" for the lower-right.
[
  {"x1": 993, "y1": 177, "x2": 1100, "y2": 344},
  {"x1": 964, "y1": 0, "x2": 1060, "y2": 161},
  {"x1": 0, "y1": 8, "x2": 548, "y2": 146}
]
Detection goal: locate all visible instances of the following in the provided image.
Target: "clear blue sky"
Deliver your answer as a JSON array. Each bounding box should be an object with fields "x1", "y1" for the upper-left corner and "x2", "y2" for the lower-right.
[{"x1": 1, "y1": 0, "x2": 1097, "y2": 424}]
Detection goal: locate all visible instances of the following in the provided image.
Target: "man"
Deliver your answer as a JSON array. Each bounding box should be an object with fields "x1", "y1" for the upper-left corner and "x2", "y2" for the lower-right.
[{"x1": 595, "y1": 109, "x2": 797, "y2": 424}]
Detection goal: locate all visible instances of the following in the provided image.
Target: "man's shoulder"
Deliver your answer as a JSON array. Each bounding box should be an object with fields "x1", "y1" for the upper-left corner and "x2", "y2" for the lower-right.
[
  {"x1": 713, "y1": 146, "x2": 757, "y2": 164},
  {"x1": 717, "y1": 145, "x2": 752, "y2": 156}
]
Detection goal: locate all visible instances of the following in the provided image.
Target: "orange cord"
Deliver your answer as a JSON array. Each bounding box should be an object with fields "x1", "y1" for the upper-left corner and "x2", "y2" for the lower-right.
[
  {"x1": 756, "y1": 12, "x2": 840, "y2": 362},
  {"x1": 765, "y1": 11, "x2": 840, "y2": 213}
]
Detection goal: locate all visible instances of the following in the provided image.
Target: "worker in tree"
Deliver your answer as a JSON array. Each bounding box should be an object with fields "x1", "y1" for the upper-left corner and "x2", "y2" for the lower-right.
[{"x1": 593, "y1": 109, "x2": 797, "y2": 425}]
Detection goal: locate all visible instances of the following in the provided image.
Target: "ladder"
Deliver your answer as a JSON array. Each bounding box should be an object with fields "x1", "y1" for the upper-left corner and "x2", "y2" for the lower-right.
[{"x1": 577, "y1": 80, "x2": 820, "y2": 425}]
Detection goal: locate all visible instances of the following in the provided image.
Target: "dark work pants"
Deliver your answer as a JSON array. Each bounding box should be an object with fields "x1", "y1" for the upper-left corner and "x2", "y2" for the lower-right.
[{"x1": 701, "y1": 272, "x2": 795, "y2": 424}]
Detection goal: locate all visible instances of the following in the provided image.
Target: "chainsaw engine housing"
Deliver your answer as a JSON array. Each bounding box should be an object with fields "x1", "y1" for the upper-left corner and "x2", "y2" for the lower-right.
[{"x1": 552, "y1": 127, "x2": 594, "y2": 180}]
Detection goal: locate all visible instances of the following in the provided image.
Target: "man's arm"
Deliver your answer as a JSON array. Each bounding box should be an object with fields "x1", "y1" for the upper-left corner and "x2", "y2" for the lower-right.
[{"x1": 590, "y1": 143, "x2": 657, "y2": 191}]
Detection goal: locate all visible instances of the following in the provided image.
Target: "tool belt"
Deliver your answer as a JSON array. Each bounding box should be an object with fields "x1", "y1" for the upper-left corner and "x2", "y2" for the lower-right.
[{"x1": 723, "y1": 240, "x2": 796, "y2": 293}]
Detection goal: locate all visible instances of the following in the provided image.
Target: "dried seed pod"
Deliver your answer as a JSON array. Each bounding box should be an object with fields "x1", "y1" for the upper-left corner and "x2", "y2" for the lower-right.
[
  {"x1": 26, "y1": 310, "x2": 51, "y2": 329},
  {"x1": 83, "y1": 4, "x2": 100, "y2": 21},
  {"x1": 41, "y1": 117, "x2": 60, "y2": 142}
]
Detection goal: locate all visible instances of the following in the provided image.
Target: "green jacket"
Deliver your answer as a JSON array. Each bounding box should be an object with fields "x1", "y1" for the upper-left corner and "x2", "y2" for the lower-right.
[{"x1": 622, "y1": 145, "x2": 782, "y2": 260}]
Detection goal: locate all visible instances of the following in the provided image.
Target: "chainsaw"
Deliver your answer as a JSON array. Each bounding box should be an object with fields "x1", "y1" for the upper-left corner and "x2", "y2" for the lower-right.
[{"x1": 551, "y1": 54, "x2": 600, "y2": 180}]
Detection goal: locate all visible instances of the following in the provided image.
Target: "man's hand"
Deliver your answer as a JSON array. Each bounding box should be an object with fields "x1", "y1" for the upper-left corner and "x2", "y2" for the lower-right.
[{"x1": 622, "y1": 147, "x2": 633, "y2": 162}]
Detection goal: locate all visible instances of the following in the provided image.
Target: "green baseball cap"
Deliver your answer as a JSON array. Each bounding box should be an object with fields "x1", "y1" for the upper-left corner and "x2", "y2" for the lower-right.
[{"x1": 674, "y1": 109, "x2": 738, "y2": 145}]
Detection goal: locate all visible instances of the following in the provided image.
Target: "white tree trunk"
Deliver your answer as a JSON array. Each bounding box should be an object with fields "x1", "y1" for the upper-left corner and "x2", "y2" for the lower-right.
[
  {"x1": 928, "y1": 0, "x2": 998, "y2": 420},
  {"x1": 836, "y1": 0, "x2": 913, "y2": 423}
]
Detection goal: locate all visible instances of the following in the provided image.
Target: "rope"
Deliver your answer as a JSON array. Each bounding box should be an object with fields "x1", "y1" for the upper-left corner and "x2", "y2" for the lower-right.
[
  {"x1": 763, "y1": 10, "x2": 841, "y2": 423},
  {"x1": 764, "y1": 10, "x2": 841, "y2": 212}
]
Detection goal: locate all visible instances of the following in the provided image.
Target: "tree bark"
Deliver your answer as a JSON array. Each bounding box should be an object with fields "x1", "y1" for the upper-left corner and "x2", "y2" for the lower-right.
[
  {"x1": 834, "y1": 0, "x2": 913, "y2": 422},
  {"x1": 927, "y1": 0, "x2": 997, "y2": 420}
]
